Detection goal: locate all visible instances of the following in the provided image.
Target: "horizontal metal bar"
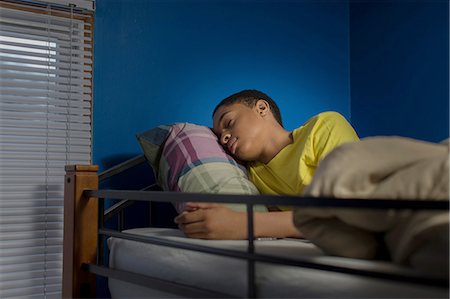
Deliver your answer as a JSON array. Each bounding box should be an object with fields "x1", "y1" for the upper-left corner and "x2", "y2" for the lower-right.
[
  {"x1": 104, "y1": 199, "x2": 133, "y2": 221},
  {"x1": 100, "y1": 229, "x2": 449, "y2": 288},
  {"x1": 98, "y1": 155, "x2": 146, "y2": 182},
  {"x1": 85, "y1": 189, "x2": 449, "y2": 210},
  {"x1": 104, "y1": 184, "x2": 160, "y2": 220},
  {"x1": 84, "y1": 263, "x2": 239, "y2": 298}
]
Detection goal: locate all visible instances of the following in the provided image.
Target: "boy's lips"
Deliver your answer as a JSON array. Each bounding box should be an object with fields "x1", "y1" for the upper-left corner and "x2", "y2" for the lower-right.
[{"x1": 228, "y1": 136, "x2": 237, "y2": 154}]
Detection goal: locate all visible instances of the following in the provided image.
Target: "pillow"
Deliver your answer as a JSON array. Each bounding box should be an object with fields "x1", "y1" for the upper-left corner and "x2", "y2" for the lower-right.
[{"x1": 136, "y1": 123, "x2": 267, "y2": 214}]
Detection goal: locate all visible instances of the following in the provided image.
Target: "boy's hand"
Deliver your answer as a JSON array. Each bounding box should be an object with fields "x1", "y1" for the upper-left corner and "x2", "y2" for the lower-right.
[{"x1": 174, "y1": 203, "x2": 247, "y2": 240}]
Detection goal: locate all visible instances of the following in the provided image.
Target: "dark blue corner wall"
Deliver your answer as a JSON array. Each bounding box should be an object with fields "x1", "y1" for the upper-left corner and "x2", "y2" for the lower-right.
[
  {"x1": 350, "y1": 1, "x2": 449, "y2": 142},
  {"x1": 93, "y1": 0, "x2": 351, "y2": 170}
]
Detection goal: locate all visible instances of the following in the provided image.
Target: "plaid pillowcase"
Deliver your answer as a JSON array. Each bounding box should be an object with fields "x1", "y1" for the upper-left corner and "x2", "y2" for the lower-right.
[
  {"x1": 136, "y1": 123, "x2": 266, "y2": 213},
  {"x1": 136, "y1": 124, "x2": 171, "y2": 176}
]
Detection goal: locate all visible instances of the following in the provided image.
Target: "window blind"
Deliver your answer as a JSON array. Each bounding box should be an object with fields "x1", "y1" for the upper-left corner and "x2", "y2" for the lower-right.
[{"x1": 0, "y1": 1, "x2": 93, "y2": 298}]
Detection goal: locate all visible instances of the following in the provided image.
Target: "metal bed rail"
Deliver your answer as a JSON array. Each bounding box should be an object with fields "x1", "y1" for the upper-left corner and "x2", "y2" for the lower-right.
[
  {"x1": 98, "y1": 154, "x2": 147, "y2": 182},
  {"x1": 85, "y1": 189, "x2": 449, "y2": 298},
  {"x1": 97, "y1": 154, "x2": 161, "y2": 231},
  {"x1": 62, "y1": 155, "x2": 448, "y2": 298},
  {"x1": 86, "y1": 189, "x2": 450, "y2": 210}
]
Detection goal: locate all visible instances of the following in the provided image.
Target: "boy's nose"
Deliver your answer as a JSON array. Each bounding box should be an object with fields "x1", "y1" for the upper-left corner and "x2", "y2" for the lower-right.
[{"x1": 221, "y1": 133, "x2": 230, "y2": 145}]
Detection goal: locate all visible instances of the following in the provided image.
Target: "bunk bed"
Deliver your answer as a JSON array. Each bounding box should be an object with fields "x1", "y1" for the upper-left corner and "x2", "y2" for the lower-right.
[{"x1": 62, "y1": 123, "x2": 449, "y2": 298}]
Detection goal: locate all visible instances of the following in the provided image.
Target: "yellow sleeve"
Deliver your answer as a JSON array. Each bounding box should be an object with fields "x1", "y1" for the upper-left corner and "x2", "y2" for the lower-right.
[{"x1": 312, "y1": 112, "x2": 359, "y2": 163}]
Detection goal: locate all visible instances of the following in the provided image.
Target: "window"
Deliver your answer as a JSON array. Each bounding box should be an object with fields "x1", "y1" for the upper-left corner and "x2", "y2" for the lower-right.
[{"x1": 0, "y1": 1, "x2": 93, "y2": 297}]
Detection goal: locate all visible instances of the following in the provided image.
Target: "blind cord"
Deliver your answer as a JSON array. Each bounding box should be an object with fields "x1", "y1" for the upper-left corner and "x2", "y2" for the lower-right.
[
  {"x1": 44, "y1": 3, "x2": 50, "y2": 298},
  {"x1": 67, "y1": 4, "x2": 74, "y2": 165}
]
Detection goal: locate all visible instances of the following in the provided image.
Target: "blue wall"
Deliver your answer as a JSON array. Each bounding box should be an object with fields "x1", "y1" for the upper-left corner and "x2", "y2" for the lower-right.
[
  {"x1": 93, "y1": 3, "x2": 351, "y2": 295},
  {"x1": 350, "y1": 1, "x2": 449, "y2": 142},
  {"x1": 93, "y1": 0, "x2": 351, "y2": 170},
  {"x1": 92, "y1": 1, "x2": 448, "y2": 296}
]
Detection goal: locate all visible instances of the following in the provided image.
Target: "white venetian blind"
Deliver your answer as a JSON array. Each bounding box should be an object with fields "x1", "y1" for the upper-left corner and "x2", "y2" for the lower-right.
[{"x1": 0, "y1": 1, "x2": 93, "y2": 298}]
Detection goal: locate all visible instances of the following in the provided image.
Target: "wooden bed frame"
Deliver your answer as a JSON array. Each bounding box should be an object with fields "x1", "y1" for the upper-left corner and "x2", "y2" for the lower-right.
[
  {"x1": 62, "y1": 157, "x2": 449, "y2": 298},
  {"x1": 63, "y1": 164, "x2": 98, "y2": 299}
]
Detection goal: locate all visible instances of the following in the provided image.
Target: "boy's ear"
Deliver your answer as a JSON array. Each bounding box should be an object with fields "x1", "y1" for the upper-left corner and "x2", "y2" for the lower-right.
[{"x1": 256, "y1": 99, "x2": 270, "y2": 116}]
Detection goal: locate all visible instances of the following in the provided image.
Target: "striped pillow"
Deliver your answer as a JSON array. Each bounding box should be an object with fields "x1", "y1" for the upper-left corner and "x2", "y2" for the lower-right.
[{"x1": 136, "y1": 123, "x2": 266, "y2": 213}]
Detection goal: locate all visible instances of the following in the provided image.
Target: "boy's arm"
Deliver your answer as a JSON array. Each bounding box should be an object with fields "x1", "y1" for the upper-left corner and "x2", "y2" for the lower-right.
[
  {"x1": 255, "y1": 210, "x2": 303, "y2": 238},
  {"x1": 174, "y1": 203, "x2": 303, "y2": 240}
]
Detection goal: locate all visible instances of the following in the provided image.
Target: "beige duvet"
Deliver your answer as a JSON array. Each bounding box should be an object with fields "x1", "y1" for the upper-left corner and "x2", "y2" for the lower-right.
[{"x1": 293, "y1": 136, "x2": 449, "y2": 277}]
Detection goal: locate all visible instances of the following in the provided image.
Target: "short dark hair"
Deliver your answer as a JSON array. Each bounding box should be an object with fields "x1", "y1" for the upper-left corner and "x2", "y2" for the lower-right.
[{"x1": 212, "y1": 89, "x2": 283, "y2": 126}]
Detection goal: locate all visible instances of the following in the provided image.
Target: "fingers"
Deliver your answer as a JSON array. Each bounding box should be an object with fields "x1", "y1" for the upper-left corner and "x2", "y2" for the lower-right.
[
  {"x1": 173, "y1": 205, "x2": 228, "y2": 240},
  {"x1": 178, "y1": 221, "x2": 207, "y2": 235},
  {"x1": 185, "y1": 202, "x2": 221, "y2": 210},
  {"x1": 180, "y1": 223, "x2": 220, "y2": 240},
  {"x1": 174, "y1": 210, "x2": 203, "y2": 225},
  {"x1": 174, "y1": 209, "x2": 210, "y2": 239}
]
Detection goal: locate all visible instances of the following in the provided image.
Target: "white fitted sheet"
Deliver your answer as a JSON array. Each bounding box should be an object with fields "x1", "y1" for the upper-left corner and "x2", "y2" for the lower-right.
[{"x1": 108, "y1": 227, "x2": 447, "y2": 298}]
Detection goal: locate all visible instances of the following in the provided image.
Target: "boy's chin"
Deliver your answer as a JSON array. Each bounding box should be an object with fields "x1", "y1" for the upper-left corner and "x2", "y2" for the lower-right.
[
  {"x1": 223, "y1": 146, "x2": 253, "y2": 163},
  {"x1": 233, "y1": 152, "x2": 254, "y2": 164},
  {"x1": 224, "y1": 149, "x2": 246, "y2": 164},
  {"x1": 234, "y1": 156, "x2": 247, "y2": 164}
]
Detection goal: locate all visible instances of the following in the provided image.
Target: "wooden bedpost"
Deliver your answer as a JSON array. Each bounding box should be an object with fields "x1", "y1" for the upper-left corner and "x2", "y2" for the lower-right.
[{"x1": 63, "y1": 165, "x2": 99, "y2": 299}]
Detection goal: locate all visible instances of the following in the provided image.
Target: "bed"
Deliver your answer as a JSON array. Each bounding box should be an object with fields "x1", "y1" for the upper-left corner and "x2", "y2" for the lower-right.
[{"x1": 62, "y1": 123, "x2": 449, "y2": 298}]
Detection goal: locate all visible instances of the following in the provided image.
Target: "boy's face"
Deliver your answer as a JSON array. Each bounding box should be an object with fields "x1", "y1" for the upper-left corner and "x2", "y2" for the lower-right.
[{"x1": 212, "y1": 101, "x2": 269, "y2": 161}]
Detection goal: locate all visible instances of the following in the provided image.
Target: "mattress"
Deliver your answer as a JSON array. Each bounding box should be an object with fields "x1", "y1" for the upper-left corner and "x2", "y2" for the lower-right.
[{"x1": 108, "y1": 227, "x2": 447, "y2": 298}]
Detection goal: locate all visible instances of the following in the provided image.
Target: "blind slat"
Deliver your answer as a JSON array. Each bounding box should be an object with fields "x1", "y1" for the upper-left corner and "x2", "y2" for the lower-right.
[
  {"x1": 0, "y1": 136, "x2": 90, "y2": 146},
  {"x1": 0, "y1": 85, "x2": 92, "y2": 96},
  {"x1": 0, "y1": 143, "x2": 90, "y2": 153},
  {"x1": 0, "y1": 101, "x2": 91, "y2": 114},
  {"x1": 0, "y1": 284, "x2": 61, "y2": 298},
  {"x1": 0, "y1": 26, "x2": 92, "y2": 45},
  {"x1": 0, "y1": 215, "x2": 63, "y2": 225},
  {"x1": 0, "y1": 71, "x2": 91, "y2": 86},
  {"x1": 0, "y1": 261, "x2": 61, "y2": 273},
  {"x1": 0, "y1": 6, "x2": 91, "y2": 27},
  {"x1": 0, "y1": 119, "x2": 90, "y2": 134},
  {"x1": 0, "y1": 94, "x2": 92, "y2": 105},
  {"x1": 0, "y1": 201, "x2": 63, "y2": 209},
  {"x1": 0, "y1": 36, "x2": 92, "y2": 53},
  {"x1": 0, "y1": 61, "x2": 92, "y2": 76},
  {"x1": 0, "y1": 244, "x2": 63, "y2": 253},
  {"x1": 0, "y1": 53, "x2": 93, "y2": 70},
  {"x1": 0, "y1": 13, "x2": 89, "y2": 32},
  {"x1": 0, "y1": 153, "x2": 89, "y2": 161},
  {"x1": 0, "y1": 43, "x2": 93, "y2": 60},
  {"x1": 0, "y1": 269, "x2": 61, "y2": 281},
  {"x1": 0, "y1": 253, "x2": 62, "y2": 265},
  {"x1": 0, "y1": 56, "x2": 93, "y2": 73},
  {"x1": 0, "y1": 26, "x2": 91, "y2": 47}
]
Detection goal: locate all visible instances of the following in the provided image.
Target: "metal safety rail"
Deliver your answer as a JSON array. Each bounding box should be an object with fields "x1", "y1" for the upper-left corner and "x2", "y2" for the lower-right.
[
  {"x1": 85, "y1": 189, "x2": 449, "y2": 298},
  {"x1": 63, "y1": 154, "x2": 449, "y2": 298}
]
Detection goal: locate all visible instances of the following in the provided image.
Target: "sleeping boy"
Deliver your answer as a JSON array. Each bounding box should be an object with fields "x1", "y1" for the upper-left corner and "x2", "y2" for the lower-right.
[{"x1": 174, "y1": 89, "x2": 359, "y2": 239}]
